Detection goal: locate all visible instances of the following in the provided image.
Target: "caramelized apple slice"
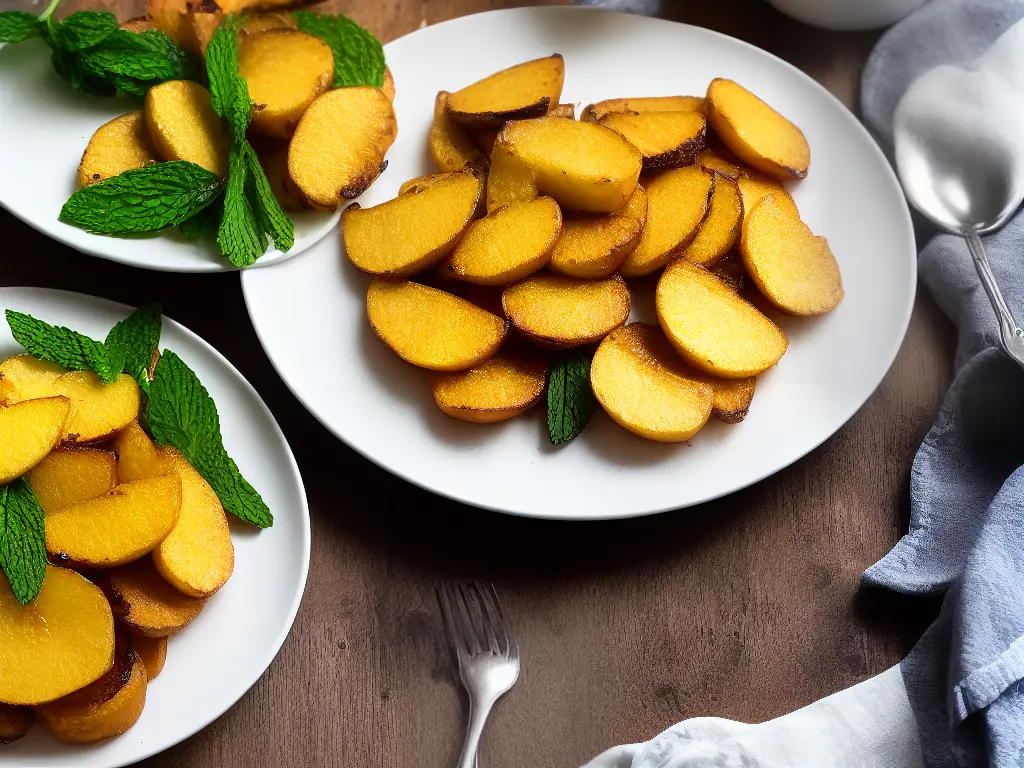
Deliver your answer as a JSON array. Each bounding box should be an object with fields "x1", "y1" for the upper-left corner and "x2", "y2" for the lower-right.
[{"x1": 0, "y1": 396, "x2": 70, "y2": 485}]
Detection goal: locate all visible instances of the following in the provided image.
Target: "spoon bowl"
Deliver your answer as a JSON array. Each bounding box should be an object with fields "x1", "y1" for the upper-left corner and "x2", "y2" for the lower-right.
[{"x1": 894, "y1": 62, "x2": 1024, "y2": 366}]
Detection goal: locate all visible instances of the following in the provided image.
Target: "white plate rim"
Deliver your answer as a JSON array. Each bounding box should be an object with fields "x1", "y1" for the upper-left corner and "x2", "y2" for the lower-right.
[
  {"x1": 0, "y1": 286, "x2": 311, "y2": 766},
  {"x1": 241, "y1": 6, "x2": 918, "y2": 521}
]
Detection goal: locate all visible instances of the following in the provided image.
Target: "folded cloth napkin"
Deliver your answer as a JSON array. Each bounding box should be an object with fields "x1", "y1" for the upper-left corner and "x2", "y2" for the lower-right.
[{"x1": 584, "y1": 2, "x2": 1024, "y2": 766}]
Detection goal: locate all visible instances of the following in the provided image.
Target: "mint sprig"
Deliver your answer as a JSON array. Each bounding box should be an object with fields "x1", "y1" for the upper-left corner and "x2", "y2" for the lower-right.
[
  {"x1": 4, "y1": 308, "x2": 273, "y2": 531},
  {"x1": 5, "y1": 304, "x2": 163, "y2": 387},
  {"x1": 0, "y1": 6, "x2": 196, "y2": 98},
  {"x1": 547, "y1": 349, "x2": 596, "y2": 445},
  {"x1": 292, "y1": 11, "x2": 385, "y2": 89},
  {"x1": 0, "y1": 479, "x2": 47, "y2": 605},
  {"x1": 148, "y1": 351, "x2": 273, "y2": 528},
  {"x1": 0, "y1": 12, "x2": 41, "y2": 44},
  {"x1": 60, "y1": 161, "x2": 224, "y2": 235},
  {"x1": 6, "y1": 309, "x2": 118, "y2": 383},
  {"x1": 204, "y1": 20, "x2": 294, "y2": 266}
]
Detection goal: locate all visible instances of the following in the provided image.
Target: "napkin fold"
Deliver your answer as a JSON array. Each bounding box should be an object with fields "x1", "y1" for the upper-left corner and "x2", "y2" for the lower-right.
[{"x1": 585, "y1": 2, "x2": 1024, "y2": 766}]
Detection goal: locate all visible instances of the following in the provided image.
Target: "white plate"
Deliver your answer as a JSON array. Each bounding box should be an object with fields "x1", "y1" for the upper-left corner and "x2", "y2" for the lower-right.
[
  {"x1": 0, "y1": 287, "x2": 310, "y2": 767},
  {"x1": 241, "y1": 7, "x2": 916, "y2": 520},
  {"x1": 0, "y1": 39, "x2": 338, "y2": 273}
]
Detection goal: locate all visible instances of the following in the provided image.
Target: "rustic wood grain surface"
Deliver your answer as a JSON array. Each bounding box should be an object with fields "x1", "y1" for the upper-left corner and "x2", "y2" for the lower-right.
[{"x1": 0, "y1": 1, "x2": 953, "y2": 765}]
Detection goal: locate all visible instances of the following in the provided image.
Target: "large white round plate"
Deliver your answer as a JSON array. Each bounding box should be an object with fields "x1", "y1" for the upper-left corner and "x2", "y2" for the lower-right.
[
  {"x1": 0, "y1": 287, "x2": 310, "y2": 767},
  {"x1": 241, "y1": 7, "x2": 916, "y2": 520},
  {"x1": 0, "y1": 39, "x2": 338, "y2": 273}
]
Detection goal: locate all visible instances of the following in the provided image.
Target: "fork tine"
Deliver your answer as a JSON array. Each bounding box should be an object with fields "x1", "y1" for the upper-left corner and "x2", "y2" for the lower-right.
[
  {"x1": 471, "y1": 583, "x2": 501, "y2": 655},
  {"x1": 485, "y1": 582, "x2": 517, "y2": 657},
  {"x1": 436, "y1": 585, "x2": 465, "y2": 659},
  {"x1": 454, "y1": 583, "x2": 483, "y2": 655}
]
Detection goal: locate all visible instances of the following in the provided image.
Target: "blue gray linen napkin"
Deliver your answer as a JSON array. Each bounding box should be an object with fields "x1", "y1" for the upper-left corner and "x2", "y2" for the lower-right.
[{"x1": 862, "y1": 2, "x2": 1024, "y2": 765}]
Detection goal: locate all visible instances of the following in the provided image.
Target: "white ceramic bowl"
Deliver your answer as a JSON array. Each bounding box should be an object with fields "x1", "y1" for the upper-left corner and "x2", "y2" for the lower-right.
[{"x1": 766, "y1": 0, "x2": 928, "y2": 30}]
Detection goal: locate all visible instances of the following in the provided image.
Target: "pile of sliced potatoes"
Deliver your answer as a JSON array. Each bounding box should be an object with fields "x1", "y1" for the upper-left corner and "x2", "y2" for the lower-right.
[
  {"x1": 0, "y1": 355, "x2": 236, "y2": 745},
  {"x1": 79, "y1": 2, "x2": 397, "y2": 215},
  {"x1": 344, "y1": 55, "x2": 843, "y2": 443}
]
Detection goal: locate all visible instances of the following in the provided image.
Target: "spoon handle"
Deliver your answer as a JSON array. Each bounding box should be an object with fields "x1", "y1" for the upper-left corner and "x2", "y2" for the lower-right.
[{"x1": 963, "y1": 228, "x2": 1024, "y2": 369}]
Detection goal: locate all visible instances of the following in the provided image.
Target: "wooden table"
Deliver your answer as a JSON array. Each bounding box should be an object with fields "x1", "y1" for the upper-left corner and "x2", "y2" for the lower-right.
[{"x1": 1, "y1": 2, "x2": 953, "y2": 765}]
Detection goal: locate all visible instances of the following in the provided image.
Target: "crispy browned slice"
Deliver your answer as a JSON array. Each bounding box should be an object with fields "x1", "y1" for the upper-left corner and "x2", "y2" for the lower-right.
[
  {"x1": 0, "y1": 704, "x2": 32, "y2": 743},
  {"x1": 53, "y1": 372, "x2": 140, "y2": 444},
  {"x1": 736, "y1": 175, "x2": 799, "y2": 247},
  {"x1": 706, "y1": 78, "x2": 810, "y2": 181},
  {"x1": 35, "y1": 635, "x2": 147, "y2": 744},
  {"x1": 619, "y1": 166, "x2": 714, "y2": 278},
  {"x1": 740, "y1": 196, "x2": 843, "y2": 316},
  {"x1": 382, "y1": 66, "x2": 395, "y2": 101},
  {"x1": 215, "y1": 0, "x2": 307, "y2": 11},
  {"x1": 108, "y1": 556, "x2": 207, "y2": 637},
  {"x1": 343, "y1": 171, "x2": 482, "y2": 275},
  {"x1": 445, "y1": 197, "x2": 562, "y2": 285},
  {"x1": 486, "y1": 141, "x2": 538, "y2": 213},
  {"x1": 446, "y1": 55, "x2": 565, "y2": 129},
  {"x1": 430, "y1": 91, "x2": 485, "y2": 172},
  {"x1": 710, "y1": 252, "x2": 746, "y2": 293},
  {"x1": 591, "y1": 323, "x2": 714, "y2": 442},
  {"x1": 367, "y1": 280, "x2": 508, "y2": 371},
  {"x1": 502, "y1": 273, "x2": 630, "y2": 348},
  {"x1": 698, "y1": 148, "x2": 747, "y2": 181},
  {"x1": 431, "y1": 353, "x2": 549, "y2": 423},
  {"x1": 131, "y1": 635, "x2": 167, "y2": 681},
  {"x1": 288, "y1": 87, "x2": 397, "y2": 208},
  {"x1": 581, "y1": 96, "x2": 705, "y2": 123},
  {"x1": 190, "y1": 10, "x2": 221, "y2": 52},
  {"x1": 498, "y1": 117, "x2": 642, "y2": 213},
  {"x1": 710, "y1": 376, "x2": 756, "y2": 423},
  {"x1": 549, "y1": 185, "x2": 646, "y2": 279},
  {"x1": 548, "y1": 103, "x2": 575, "y2": 119},
  {"x1": 398, "y1": 173, "x2": 452, "y2": 196},
  {"x1": 656, "y1": 258, "x2": 788, "y2": 378},
  {"x1": 238, "y1": 30, "x2": 334, "y2": 138},
  {"x1": 599, "y1": 110, "x2": 706, "y2": 171},
  {"x1": 679, "y1": 176, "x2": 742, "y2": 267}
]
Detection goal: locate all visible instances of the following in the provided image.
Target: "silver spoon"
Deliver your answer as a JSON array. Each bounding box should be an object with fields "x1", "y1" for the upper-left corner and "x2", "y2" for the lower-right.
[{"x1": 894, "y1": 68, "x2": 1024, "y2": 368}]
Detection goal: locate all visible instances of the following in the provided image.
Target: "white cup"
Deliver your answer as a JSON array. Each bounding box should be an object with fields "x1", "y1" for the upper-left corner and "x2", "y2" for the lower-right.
[{"x1": 765, "y1": 0, "x2": 929, "y2": 30}]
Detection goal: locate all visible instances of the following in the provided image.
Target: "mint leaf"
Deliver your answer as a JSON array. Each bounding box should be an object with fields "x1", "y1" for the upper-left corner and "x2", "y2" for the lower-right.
[
  {"x1": 51, "y1": 44, "x2": 116, "y2": 96},
  {"x1": 218, "y1": 146, "x2": 264, "y2": 266},
  {"x1": 104, "y1": 303, "x2": 162, "y2": 393},
  {"x1": 60, "y1": 161, "x2": 224, "y2": 235},
  {"x1": 79, "y1": 29, "x2": 193, "y2": 97},
  {"x1": 148, "y1": 351, "x2": 273, "y2": 528},
  {"x1": 0, "y1": 479, "x2": 48, "y2": 605},
  {"x1": 5, "y1": 309, "x2": 116, "y2": 383},
  {"x1": 0, "y1": 11, "x2": 42, "y2": 44},
  {"x1": 205, "y1": 20, "x2": 241, "y2": 120},
  {"x1": 180, "y1": 195, "x2": 223, "y2": 239},
  {"x1": 547, "y1": 349, "x2": 596, "y2": 445},
  {"x1": 292, "y1": 11, "x2": 385, "y2": 89},
  {"x1": 50, "y1": 11, "x2": 117, "y2": 52},
  {"x1": 227, "y1": 72, "x2": 252, "y2": 143},
  {"x1": 244, "y1": 143, "x2": 294, "y2": 252}
]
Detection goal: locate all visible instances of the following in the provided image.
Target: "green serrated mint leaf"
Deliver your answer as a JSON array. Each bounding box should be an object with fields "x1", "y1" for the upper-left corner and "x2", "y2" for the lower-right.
[
  {"x1": 292, "y1": 11, "x2": 385, "y2": 89},
  {"x1": 5, "y1": 309, "x2": 116, "y2": 383},
  {"x1": 0, "y1": 479, "x2": 49, "y2": 605},
  {"x1": 0, "y1": 11, "x2": 42, "y2": 44},
  {"x1": 243, "y1": 143, "x2": 294, "y2": 252},
  {"x1": 50, "y1": 10, "x2": 118, "y2": 52},
  {"x1": 51, "y1": 44, "x2": 117, "y2": 96},
  {"x1": 180, "y1": 194, "x2": 223, "y2": 240},
  {"x1": 547, "y1": 349, "x2": 596, "y2": 445},
  {"x1": 148, "y1": 351, "x2": 272, "y2": 528},
  {"x1": 205, "y1": 20, "x2": 241, "y2": 119},
  {"x1": 104, "y1": 303, "x2": 162, "y2": 392},
  {"x1": 60, "y1": 161, "x2": 224, "y2": 235},
  {"x1": 217, "y1": 145, "x2": 264, "y2": 266},
  {"x1": 227, "y1": 74, "x2": 252, "y2": 142},
  {"x1": 79, "y1": 29, "x2": 194, "y2": 95}
]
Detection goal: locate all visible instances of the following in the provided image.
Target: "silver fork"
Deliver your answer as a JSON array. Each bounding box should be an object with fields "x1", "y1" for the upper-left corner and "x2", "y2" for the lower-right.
[{"x1": 436, "y1": 582, "x2": 521, "y2": 768}]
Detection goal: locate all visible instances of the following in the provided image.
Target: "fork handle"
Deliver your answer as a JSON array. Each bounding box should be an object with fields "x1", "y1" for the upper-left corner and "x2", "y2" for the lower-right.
[
  {"x1": 963, "y1": 228, "x2": 1024, "y2": 368},
  {"x1": 456, "y1": 698, "x2": 494, "y2": 768}
]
